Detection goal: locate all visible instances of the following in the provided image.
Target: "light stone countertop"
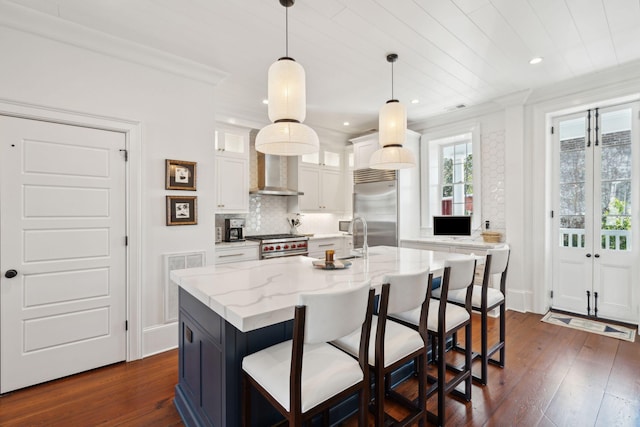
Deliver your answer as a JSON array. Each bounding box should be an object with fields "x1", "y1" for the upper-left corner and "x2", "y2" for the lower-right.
[
  {"x1": 402, "y1": 237, "x2": 502, "y2": 250},
  {"x1": 171, "y1": 245, "x2": 474, "y2": 333},
  {"x1": 214, "y1": 240, "x2": 260, "y2": 248},
  {"x1": 306, "y1": 233, "x2": 350, "y2": 239}
]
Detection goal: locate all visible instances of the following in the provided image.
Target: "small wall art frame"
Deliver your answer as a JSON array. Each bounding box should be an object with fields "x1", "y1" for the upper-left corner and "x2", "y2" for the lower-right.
[
  {"x1": 166, "y1": 196, "x2": 197, "y2": 226},
  {"x1": 165, "y1": 159, "x2": 196, "y2": 191}
]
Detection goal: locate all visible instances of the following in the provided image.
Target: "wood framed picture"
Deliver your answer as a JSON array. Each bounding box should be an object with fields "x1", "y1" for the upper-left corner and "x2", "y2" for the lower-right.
[
  {"x1": 165, "y1": 159, "x2": 196, "y2": 191},
  {"x1": 166, "y1": 196, "x2": 197, "y2": 226}
]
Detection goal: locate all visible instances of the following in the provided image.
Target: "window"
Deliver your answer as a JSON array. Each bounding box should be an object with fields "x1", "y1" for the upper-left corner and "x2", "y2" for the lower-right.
[
  {"x1": 441, "y1": 140, "x2": 473, "y2": 215},
  {"x1": 420, "y1": 124, "x2": 481, "y2": 231}
]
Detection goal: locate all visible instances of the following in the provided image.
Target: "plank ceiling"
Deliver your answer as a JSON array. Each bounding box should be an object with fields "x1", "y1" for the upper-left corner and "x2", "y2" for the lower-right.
[{"x1": 8, "y1": 0, "x2": 640, "y2": 135}]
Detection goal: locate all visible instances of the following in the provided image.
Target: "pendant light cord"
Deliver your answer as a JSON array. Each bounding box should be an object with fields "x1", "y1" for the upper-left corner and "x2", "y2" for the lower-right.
[
  {"x1": 391, "y1": 60, "x2": 394, "y2": 100},
  {"x1": 285, "y1": 5, "x2": 289, "y2": 57}
]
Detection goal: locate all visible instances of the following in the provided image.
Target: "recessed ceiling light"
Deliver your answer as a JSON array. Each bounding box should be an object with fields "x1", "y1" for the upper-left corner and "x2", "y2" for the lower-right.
[
  {"x1": 343, "y1": 121, "x2": 350, "y2": 126},
  {"x1": 529, "y1": 57, "x2": 543, "y2": 65},
  {"x1": 411, "y1": 99, "x2": 420, "y2": 104},
  {"x1": 262, "y1": 99, "x2": 269, "y2": 105}
]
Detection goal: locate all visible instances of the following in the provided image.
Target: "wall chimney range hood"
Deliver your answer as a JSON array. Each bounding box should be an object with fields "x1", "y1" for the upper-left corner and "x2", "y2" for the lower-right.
[{"x1": 249, "y1": 152, "x2": 303, "y2": 196}]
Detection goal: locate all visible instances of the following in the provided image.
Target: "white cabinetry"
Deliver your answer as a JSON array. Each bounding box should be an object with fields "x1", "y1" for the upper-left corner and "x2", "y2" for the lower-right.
[
  {"x1": 351, "y1": 136, "x2": 379, "y2": 170},
  {"x1": 298, "y1": 145, "x2": 345, "y2": 213},
  {"x1": 214, "y1": 244, "x2": 259, "y2": 264},
  {"x1": 308, "y1": 237, "x2": 346, "y2": 259},
  {"x1": 215, "y1": 124, "x2": 249, "y2": 213}
]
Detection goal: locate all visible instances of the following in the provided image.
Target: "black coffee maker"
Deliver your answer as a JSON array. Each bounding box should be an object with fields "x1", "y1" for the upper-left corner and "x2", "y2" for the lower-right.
[{"x1": 224, "y1": 218, "x2": 245, "y2": 242}]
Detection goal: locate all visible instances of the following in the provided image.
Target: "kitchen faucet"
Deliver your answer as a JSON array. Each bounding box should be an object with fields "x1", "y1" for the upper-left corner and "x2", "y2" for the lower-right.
[{"x1": 349, "y1": 216, "x2": 368, "y2": 258}]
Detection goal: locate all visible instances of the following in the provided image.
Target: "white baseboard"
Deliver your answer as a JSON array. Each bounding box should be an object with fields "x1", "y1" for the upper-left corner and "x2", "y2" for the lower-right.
[
  {"x1": 506, "y1": 288, "x2": 531, "y2": 313},
  {"x1": 142, "y1": 322, "x2": 178, "y2": 357}
]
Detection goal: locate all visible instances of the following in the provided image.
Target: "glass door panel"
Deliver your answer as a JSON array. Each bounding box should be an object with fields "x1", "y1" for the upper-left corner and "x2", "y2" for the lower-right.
[{"x1": 558, "y1": 116, "x2": 587, "y2": 248}]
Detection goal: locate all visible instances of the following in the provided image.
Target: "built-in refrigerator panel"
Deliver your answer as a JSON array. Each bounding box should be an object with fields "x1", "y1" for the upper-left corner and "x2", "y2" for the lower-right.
[{"x1": 353, "y1": 180, "x2": 398, "y2": 247}]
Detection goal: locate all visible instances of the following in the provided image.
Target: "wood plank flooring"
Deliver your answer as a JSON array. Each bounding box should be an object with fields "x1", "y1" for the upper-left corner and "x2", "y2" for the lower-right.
[{"x1": 0, "y1": 311, "x2": 638, "y2": 426}]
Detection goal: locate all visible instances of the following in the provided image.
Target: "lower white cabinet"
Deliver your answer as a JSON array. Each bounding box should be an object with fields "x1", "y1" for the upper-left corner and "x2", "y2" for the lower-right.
[
  {"x1": 214, "y1": 245, "x2": 259, "y2": 264},
  {"x1": 308, "y1": 237, "x2": 346, "y2": 259}
]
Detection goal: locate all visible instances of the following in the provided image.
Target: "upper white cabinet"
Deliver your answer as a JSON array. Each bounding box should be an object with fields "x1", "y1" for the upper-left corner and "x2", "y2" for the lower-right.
[
  {"x1": 215, "y1": 124, "x2": 249, "y2": 213},
  {"x1": 300, "y1": 145, "x2": 343, "y2": 170},
  {"x1": 298, "y1": 144, "x2": 345, "y2": 213},
  {"x1": 215, "y1": 124, "x2": 249, "y2": 158},
  {"x1": 351, "y1": 136, "x2": 379, "y2": 170}
]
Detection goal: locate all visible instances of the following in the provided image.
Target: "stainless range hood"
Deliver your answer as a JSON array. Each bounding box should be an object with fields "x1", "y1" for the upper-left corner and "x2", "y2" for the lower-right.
[{"x1": 249, "y1": 152, "x2": 303, "y2": 196}]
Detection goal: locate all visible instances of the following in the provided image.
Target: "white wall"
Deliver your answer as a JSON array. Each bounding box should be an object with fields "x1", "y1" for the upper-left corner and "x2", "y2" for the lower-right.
[
  {"x1": 0, "y1": 5, "x2": 223, "y2": 356},
  {"x1": 412, "y1": 61, "x2": 640, "y2": 318}
]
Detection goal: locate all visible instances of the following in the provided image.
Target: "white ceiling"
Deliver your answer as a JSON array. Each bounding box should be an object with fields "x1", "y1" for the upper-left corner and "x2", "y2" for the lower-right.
[{"x1": 8, "y1": 0, "x2": 640, "y2": 136}]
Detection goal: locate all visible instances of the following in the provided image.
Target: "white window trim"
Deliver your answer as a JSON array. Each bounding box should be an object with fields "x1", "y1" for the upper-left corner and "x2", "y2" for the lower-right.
[{"x1": 420, "y1": 122, "x2": 482, "y2": 233}]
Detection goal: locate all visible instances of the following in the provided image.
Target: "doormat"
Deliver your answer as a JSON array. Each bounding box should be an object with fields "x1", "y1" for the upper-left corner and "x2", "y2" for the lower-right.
[{"x1": 541, "y1": 312, "x2": 636, "y2": 342}]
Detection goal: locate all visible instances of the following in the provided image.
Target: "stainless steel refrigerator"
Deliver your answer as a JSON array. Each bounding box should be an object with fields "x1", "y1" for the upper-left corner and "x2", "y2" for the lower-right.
[{"x1": 353, "y1": 172, "x2": 398, "y2": 248}]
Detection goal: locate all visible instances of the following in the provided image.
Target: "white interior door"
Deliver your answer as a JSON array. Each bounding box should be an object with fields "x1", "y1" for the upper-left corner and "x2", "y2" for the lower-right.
[
  {"x1": 552, "y1": 103, "x2": 639, "y2": 323},
  {"x1": 0, "y1": 116, "x2": 127, "y2": 393}
]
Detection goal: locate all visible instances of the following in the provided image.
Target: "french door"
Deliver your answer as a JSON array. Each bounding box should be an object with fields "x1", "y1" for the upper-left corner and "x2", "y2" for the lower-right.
[{"x1": 551, "y1": 102, "x2": 639, "y2": 323}]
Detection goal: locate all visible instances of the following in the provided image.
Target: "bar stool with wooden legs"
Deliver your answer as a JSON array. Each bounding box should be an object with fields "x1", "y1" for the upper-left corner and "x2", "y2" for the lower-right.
[
  {"x1": 241, "y1": 282, "x2": 375, "y2": 426},
  {"x1": 392, "y1": 258, "x2": 476, "y2": 426},
  {"x1": 433, "y1": 245, "x2": 510, "y2": 385},
  {"x1": 332, "y1": 270, "x2": 431, "y2": 426}
]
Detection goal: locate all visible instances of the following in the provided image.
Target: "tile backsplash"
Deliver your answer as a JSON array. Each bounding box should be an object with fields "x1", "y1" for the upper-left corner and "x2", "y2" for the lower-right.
[
  {"x1": 215, "y1": 195, "x2": 347, "y2": 239},
  {"x1": 481, "y1": 130, "x2": 506, "y2": 231}
]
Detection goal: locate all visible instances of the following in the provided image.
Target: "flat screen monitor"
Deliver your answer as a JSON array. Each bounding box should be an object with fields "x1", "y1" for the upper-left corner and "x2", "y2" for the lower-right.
[{"x1": 433, "y1": 215, "x2": 471, "y2": 237}]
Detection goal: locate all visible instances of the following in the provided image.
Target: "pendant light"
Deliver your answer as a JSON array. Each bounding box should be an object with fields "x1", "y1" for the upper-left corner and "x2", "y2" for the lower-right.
[
  {"x1": 370, "y1": 53, "x2": 416, "y2": 169},
  {"x1": 255, "y1": 0, "x2": 319, "y2": 156}
]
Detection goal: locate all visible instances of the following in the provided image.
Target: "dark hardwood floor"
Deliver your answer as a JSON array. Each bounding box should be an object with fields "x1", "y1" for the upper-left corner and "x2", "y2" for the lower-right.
[{"x1": 0, "y1": 311, "x2": 638, "y2": 426}]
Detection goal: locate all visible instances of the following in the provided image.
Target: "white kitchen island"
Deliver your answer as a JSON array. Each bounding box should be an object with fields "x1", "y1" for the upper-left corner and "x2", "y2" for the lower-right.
[{"x1": 171, "y1": 246, "x2": 473, "y2": 427}]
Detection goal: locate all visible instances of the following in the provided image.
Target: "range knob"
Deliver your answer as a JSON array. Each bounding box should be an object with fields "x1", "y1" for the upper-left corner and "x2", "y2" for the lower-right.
[
  {"x1": 269, "y1": 246, "x2": 275, "y2": 250},
  {"x1": 283, "y1": 245, "x2": 289, "y2": 249},
  {"x1": 276, "y1": 245, "x2": 281, "y2": 250}
]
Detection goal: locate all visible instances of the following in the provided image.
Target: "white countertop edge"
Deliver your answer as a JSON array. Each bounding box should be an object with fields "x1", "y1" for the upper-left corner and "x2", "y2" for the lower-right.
[
  {"x1": 402, "y1": 238, "x2": 502, "y2": 249},
  {"x1": 306, "y1": 233, "x2": 350, "y2": 240},
  {"x1": 215, "y1": 240, "x2": 260, "y2": 248}
]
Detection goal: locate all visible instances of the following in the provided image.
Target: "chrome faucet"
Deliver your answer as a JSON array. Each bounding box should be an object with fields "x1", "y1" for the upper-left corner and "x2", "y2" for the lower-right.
[{"x1": 349, "y1": 216, "x2": 368, "y2": 258}]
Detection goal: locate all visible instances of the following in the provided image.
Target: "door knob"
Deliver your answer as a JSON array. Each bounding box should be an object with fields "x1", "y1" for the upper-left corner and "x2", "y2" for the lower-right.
[
  {"x1": 594, "y1": 254, "x2": 600, "y2": 258},
  {"x1": 4, "y1": 269, "x2": 18, "y2": 278},
  {"x1": 586, "y1": 253, "x2": 592, "y2": 258}
]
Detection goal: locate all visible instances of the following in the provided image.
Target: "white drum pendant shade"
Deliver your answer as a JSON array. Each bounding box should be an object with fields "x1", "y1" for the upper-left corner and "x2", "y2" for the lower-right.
[
  {"x1": 255, "y1": 121, "x2": 319, "y2": 156},
  {"x1": 378, "y1": 100, "x2": 406, "y2": 147},
  {"x1": 268, "y1": 58, "x2": 306, "y2": 122},
  {"x1": 370, "y1": 145, "x2": 416, "y2": 170},
  {"x1": 257, "y1": 0, "x2": 319, "y2": 156}
]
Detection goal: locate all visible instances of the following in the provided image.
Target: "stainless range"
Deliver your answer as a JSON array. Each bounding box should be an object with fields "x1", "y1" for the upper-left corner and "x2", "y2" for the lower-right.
[{"x1": 245, "y1": 234, "x2": 309, "y2": 259}]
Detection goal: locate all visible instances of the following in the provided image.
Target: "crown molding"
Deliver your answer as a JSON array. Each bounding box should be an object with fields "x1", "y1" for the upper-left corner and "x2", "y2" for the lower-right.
[{"x1": 0, "y1": 0, "x2": 228, "y2": 86}]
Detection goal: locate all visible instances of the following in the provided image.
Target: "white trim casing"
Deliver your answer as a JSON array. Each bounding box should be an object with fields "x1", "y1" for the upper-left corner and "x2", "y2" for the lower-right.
[{"x1": 0, "y1": 99, "x2": 144, "y2": 361}]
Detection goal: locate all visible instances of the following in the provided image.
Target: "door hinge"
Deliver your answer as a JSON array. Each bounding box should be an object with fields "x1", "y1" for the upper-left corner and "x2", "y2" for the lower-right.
[
  {"x1": 125, "y1": 320, "x2": 129, "y2": 331},
  {"x1": 125, "y1": 236, "x2": 128, "y2": 246},
  {"x1": 119, "y1": 149, "x2": 128, "y2": 161},
  {"x1": 551, "y1": 210, "x2": 554, "y2": 218},
  {"x1": 550, "y1": 290, "x2": 554, "y2": 298},
  {"x1": 550, "y1": 126, "x2": 554, "y2": 134}
]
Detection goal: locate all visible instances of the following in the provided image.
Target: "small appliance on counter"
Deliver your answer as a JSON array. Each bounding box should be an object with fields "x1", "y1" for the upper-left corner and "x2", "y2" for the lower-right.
[
  {"x1": 224, "y1": 218, "x2": 245, "y2": 242},
  {"x1": 338, "y1": 220, "x2": 351, "y2": 233}
]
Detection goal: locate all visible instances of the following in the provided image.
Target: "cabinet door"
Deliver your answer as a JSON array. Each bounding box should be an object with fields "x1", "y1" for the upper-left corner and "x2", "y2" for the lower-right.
[
  {"x1": 215, "y1": 125, "x2": 249, "y2": 158},
  {"x1": 216, "y1": 157, "x2": 249, "y2": 212},
  {"x1": 353, "y1": 139, "x2": 378, "y2": 170},
  {"x1": 321, "y1": 169, "x2": 344, "y2": 211},
  {"x1": 299, "y1": 166, "x2": 321, "y2": 211}
]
